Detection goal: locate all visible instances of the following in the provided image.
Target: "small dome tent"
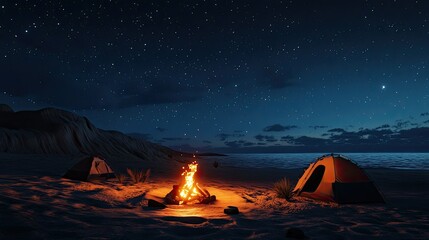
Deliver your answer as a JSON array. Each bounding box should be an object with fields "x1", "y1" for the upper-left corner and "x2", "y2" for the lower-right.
[
  {"x1": 63, "y1": 156, "x2": 115, "y2": 181},
  {"x1": 293, "y1": 154, "x2": 384, "y2": 204}
]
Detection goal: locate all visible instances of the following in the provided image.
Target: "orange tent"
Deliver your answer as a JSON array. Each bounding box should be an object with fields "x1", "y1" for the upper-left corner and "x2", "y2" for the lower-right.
[{"x1": 293, "y1": 154, "x2": 384, "y2": 203}]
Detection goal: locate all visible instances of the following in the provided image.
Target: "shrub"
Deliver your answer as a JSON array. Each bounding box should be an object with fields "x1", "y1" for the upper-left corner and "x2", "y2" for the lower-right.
[
  {"x1": 126, "y1": 168, "x2": 151, "y2": 184},
  {"x1": 273, "y1": 177, "x2": 294, "y2": 201},
  {"x1": 116, "y1": 173, "x2": 126, "y2": 184},
  {"x1": 213, "y1": 161, "x2": 219, "y2": 168},
  {"x1": 142, "y1": 168, "x2": 151, "y2": 183}
]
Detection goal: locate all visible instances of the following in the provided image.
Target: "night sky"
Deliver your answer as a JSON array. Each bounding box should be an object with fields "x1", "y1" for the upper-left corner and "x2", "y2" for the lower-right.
[{"x1": 1, "y1": 1, "x2": 429, "y2": 152}]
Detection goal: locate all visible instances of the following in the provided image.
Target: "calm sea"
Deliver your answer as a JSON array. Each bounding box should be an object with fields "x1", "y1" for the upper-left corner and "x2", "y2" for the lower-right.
[{"x1": 206, "y1": 153, "x2": 429, "y2": 170}]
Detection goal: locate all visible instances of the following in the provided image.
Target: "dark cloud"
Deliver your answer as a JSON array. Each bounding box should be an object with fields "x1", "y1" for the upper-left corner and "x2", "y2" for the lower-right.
[
  {"x1": 391, "y1": 127, "x2": 429, "y2": 145},
  {"x1": 292, "y1": 136, "x2": 329, "y2": 146},
  {"x1": 224, "y1": 141, "x2": 241, "y2": 148},
  {"x1": 280, "y1": 135, "x2": 295, "y2": 143},
  {"x1": 298, "y1": 126, "x2": 428, "y2": 149},
  {"x1": 224, "y1": 140, "x2": 255, "y2": 148},
  {"x1": 327, "y1": 128, "x2": 346, "y2": 133},
  {"x1": 243, "y1": 142, "x2": 255, "y2": 146},
  {"x1": 203, "y1": 140, "x2": 212, "y2": 144},
  {"x1": 219, "y1": 122, "x2": 429, "y2": 152},
  {"x1": 375, "y1": 124, "x2": 390, "y2": 130},
  {"x1": 216, "y1": 133, "x2": 245, "y2": 141},
  {"x1": 392, "y1": 120, "x2": 412, "y2": 130},
  {"x1": 420, "y1": 112, "x2": 429, "y2": 117},
  {"x1": 309, "y1": 125, "x2": 329, "y2": 130},
  {"x1": 255, "y1": 134, "x2": 277, "y2": 142},
  {"x1": 263, "y1": 124, "x2": 297, "y2": 132}
]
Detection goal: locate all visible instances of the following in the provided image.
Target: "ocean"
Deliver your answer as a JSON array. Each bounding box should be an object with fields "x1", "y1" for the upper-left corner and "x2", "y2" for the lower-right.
[{"x1": 205, "y1": 153, "x2": 429, "y2": 170}]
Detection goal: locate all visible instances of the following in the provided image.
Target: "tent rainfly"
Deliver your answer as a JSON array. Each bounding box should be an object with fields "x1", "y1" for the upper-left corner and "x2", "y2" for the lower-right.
[
  {"x1": 63, "y1": 156, "x2": 115, "y2": 181},
  {"x1": 293, "y1": 154, "x2": 384, "y2": 204}
]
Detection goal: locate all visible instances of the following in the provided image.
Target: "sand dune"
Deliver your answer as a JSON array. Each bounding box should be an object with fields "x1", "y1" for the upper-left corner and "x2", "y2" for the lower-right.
[{"x1": 0, "y1": 105, "x2": 176, "y2": 161}]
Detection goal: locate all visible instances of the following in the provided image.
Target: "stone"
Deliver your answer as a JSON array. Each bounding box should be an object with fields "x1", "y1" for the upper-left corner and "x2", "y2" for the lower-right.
[
  {"x1": 147, "y1": 199, "x2": 166, "y2": 209},
  {"x1": 164, "y1": 185, "x2": 180, "y2": 205},
  {"x1": 286, "y1": 227, "x2": 307, "y2": 239},
  {"x1": 200, "y1": 195, "x2": 216, "y2": 204},
  {"x1": 224, "y1": 206, "x2": 239, "y2": 215}
]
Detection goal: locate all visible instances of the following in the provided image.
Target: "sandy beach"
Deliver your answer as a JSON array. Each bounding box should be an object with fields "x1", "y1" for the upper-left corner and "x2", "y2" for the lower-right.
[{"x1": 0, "y1": 153, "x2": 428, "y2": 239}]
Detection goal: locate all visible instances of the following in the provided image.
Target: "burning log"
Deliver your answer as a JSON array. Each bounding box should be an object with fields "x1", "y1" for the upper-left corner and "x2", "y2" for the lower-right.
[{"x1": 164, "y1": 161, "x2": 216, "y2": 205}]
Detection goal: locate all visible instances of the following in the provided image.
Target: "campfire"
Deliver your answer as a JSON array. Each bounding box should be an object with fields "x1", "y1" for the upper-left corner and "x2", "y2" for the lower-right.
[{"x1": 165, "y1": 161, "x2": 216, "y2": 205}]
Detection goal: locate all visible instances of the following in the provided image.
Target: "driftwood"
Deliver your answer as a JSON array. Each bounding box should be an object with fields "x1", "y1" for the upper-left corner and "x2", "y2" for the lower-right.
[{"x1": 164, "y1": 184, "x2": 216, "y2": 205}]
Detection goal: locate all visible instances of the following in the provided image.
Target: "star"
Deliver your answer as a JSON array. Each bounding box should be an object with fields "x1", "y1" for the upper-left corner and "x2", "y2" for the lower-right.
[{"x1": 381, "y1": 85, "x2": 386, "y2": 90}]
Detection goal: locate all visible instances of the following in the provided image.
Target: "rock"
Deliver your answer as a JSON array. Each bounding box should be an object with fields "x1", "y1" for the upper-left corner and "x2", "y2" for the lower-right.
[
  {"x1": 224, "y1": 206, "x2": 239, "y2": 215},
  {"x1": 200, "y1": 195, "x2": 216, "y2": 204},
  {"x1": 164, "y1": 185, "x2": 180, "y2": 205},
  {"x1": 286, "y1": 227, "x2": 307, "y2": 239},
  {"x1": 148, "y1": 199, "x2": 166, "y2": 209}
]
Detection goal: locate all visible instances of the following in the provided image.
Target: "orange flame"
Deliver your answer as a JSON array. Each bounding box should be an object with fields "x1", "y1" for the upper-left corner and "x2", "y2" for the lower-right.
[{"x1": 178, "y1": 161, "x2": 200, "y2": 204}]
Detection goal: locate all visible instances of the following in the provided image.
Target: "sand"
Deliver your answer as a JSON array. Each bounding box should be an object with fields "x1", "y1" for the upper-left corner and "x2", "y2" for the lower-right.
[{"x1": 0, "y1": 153, "x2": 428, "y2": 239}]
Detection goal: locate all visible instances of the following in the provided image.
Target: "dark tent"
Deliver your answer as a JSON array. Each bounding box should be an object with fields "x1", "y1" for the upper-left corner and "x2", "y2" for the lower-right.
[
  {"x1": 63, "y1": 156, "x2": 115, "y2": 181},
  {"x1": 293, "y1": 154, "x2": 384, "y2": 204}
]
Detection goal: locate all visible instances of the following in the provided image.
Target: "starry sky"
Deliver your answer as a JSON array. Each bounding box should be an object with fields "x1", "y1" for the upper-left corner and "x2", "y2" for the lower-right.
[{"x1": 1, "y1": 1, "x2": 429, "y2": 153}]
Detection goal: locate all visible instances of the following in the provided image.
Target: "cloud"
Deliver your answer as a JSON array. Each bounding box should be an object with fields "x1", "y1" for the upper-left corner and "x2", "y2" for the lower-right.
[
  {"x1": 292, "y1": 136, "x2": 330, "y2": 146},
  {"x1": 280, "y1": 135, "x2": 295, "y2": 143},
  {"x1": 211, "y1": 117, "x2": 429, "y2": 153},
  {"x1": 391, "y1": 127, "x2": 429, "y2": 144},
  {"x1": 224, "y1": 140, "x2": 255, "y2": 148},
  {"x1": 421, "y1": 112, "x2": 429, "y2": 117},
  {"x1": 309, "y1": 125, "x2": 329, "y2": 130},
  {"x1": 263, "y1": 124, "x2": 297, "y2": 132},
  {"x1": 392, "y1": 120, "x2": 412, "y2": 130},
  {"x1": 255, "y1": 134, "x2": 277, "y2": 142},
  {"x1": 280, "y1": 125, "x2": 428, "y2": 150},
  {"x1": 375, "y1": 124, "x2": 390, "y2": 130},
  {"x1": 216, "y1": 133, "x2": 245, "y2": 141},
  {"x1": 327, "y1": 128, "x2": 346, "y2": 133}
]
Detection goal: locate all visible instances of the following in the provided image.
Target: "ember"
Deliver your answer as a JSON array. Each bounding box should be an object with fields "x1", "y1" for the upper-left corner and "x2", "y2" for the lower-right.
[{"x1": 165, "y1": 161, "x2": 216, "y2": 205}]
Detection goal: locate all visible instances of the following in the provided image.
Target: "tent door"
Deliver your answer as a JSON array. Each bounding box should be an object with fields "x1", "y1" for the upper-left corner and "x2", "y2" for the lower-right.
[{"x1": 301, "y1": 165, "x2": 325, "y2": 193}]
